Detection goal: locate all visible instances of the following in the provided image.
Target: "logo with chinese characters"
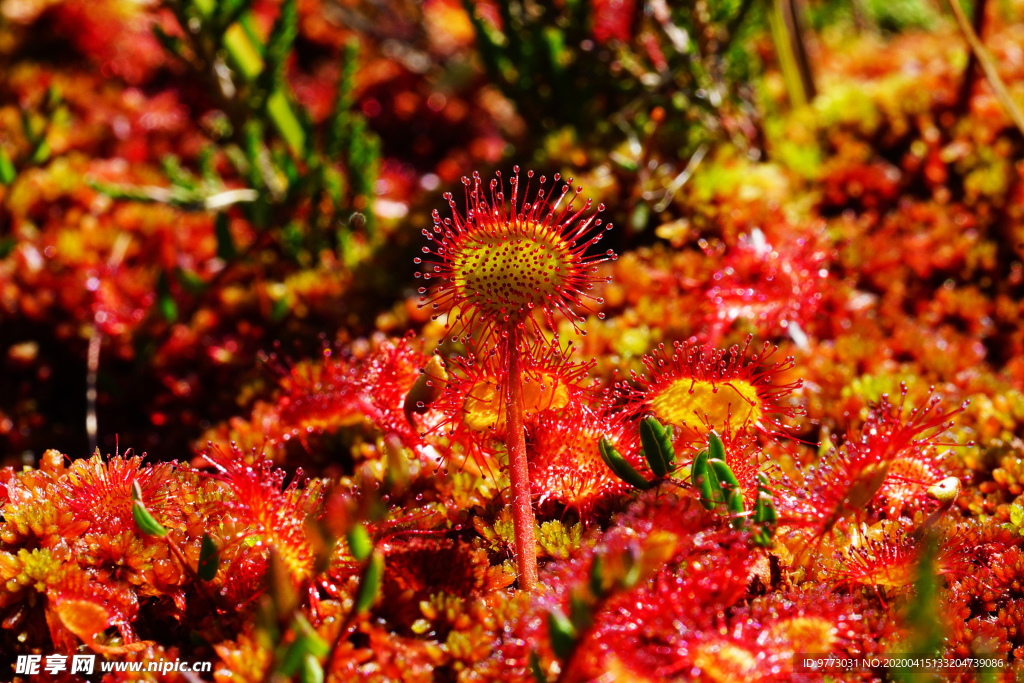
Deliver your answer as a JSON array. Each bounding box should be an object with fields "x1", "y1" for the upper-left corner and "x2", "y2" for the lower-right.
[{"x1": 16, "y1": 654, "x2": 96, "y2": 675}]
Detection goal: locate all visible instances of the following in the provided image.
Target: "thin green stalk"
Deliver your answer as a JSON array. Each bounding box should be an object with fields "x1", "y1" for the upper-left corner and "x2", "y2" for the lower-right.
[
  {"x1": 785, "y1": 0, "x2": 817, "y2": 101},
  {"x1": 768, "y1": 0, "x2": 816, "y2": 107}
]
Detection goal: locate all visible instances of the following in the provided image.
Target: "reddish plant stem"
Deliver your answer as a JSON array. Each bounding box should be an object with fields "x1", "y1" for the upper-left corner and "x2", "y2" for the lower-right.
[
  {"x1": 505, "y1": 326, "x2": 538, "y2": 592},
  {"x1": 957, "y1": 0, "x2": 989, "y2": 113},
  {"x1": 944, "y1": 0, "x2": 1024, "y2": 136}
]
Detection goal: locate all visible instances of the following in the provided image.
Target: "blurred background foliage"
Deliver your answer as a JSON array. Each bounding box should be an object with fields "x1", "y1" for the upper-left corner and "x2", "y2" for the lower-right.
[{"x1": 0, "y1": 0, "x2": 1020, "y2": 463}]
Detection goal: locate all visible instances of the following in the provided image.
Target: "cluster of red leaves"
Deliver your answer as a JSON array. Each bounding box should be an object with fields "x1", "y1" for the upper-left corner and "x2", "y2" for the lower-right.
[
  {"x1": 201, "y1": 334, "x2": 429, "y2": 464},
  {"x1": 0, "y1": 0, "x2": 523, "y2": 460},
  {"x1": 4, "y1": 0, "x2": 1024, "y2": 680}
]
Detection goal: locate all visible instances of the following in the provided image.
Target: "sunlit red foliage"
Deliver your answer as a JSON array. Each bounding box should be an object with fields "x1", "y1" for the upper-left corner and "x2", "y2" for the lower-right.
[
  {"x1": 5, "y1": 0, "x2": 1024, "y2": 678},
  {"x1": 778, "y1": 386, "x2": 966, "y2": 542},
  {"x1": 706, "y1": 225, "x2": 834, "y2": 347},
  {"x1": 591, "y1": 0, "x2": 636, "y2": 44},
  {"x1": 529, "y1": 405, "x2": 633, "y2": 517},
  {"x1": 621, "y1": 338, "x2": 803, "y2": 450},
  {"x1": 427, "y1": 338, "x2": 597, "y2": 474}
]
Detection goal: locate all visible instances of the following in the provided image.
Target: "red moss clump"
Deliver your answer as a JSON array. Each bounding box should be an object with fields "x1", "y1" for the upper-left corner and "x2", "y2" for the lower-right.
[{"x1": 7, "y1": 0, "x2": 1024, "y2": 677}]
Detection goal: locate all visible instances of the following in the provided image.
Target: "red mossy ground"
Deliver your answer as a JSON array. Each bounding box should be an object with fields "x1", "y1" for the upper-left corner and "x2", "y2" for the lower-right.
[{"x1": 3, "y1": 0, "x2": 1024, "y2": 681}]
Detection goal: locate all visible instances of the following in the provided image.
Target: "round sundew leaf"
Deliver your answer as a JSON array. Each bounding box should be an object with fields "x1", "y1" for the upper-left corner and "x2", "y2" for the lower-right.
[
  {"x1": 417, "y1": 170, "x2": 616, "y2": 350},
  {"x1": 651, "y1": 378, "x2": 763, "y2": 436}
]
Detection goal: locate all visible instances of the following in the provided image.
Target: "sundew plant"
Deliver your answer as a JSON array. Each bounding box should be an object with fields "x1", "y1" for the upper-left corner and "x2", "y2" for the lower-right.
[
  {"x1": 2, "y1": 0, "x2": 1024, "y2": 681},
  {"x1": 416, "y1": 168, "x2": 615, "y2": 589}
]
